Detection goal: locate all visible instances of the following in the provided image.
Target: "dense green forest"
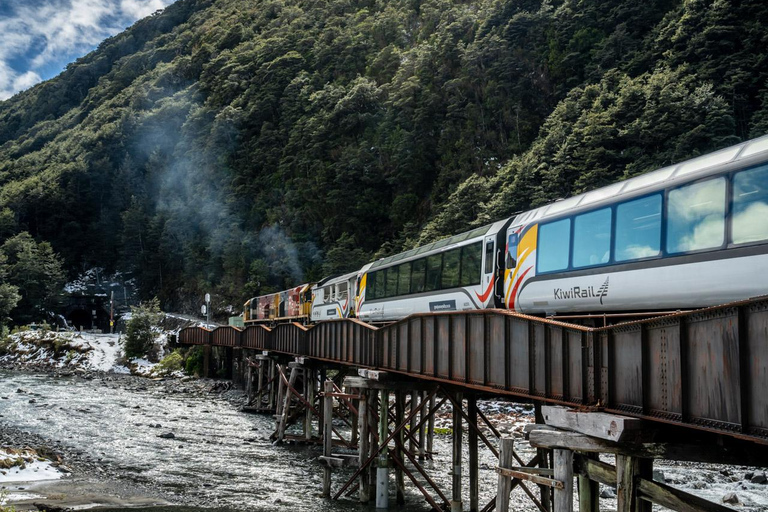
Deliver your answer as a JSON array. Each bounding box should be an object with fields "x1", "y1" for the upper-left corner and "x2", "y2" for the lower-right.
[{"x1": 0, "y1": 0, "x2": 767, "y2": 318}]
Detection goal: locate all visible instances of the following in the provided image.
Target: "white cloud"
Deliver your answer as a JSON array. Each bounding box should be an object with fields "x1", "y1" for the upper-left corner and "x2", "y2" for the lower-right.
[{"x1": 0, "y1": 0, "x2": 176, "y2": 100}]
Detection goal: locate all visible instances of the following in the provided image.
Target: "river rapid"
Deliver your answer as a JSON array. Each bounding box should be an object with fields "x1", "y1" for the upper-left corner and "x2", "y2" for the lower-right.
[{"x1": 0, "y1": 370, "x2": 511, "y2": 511}]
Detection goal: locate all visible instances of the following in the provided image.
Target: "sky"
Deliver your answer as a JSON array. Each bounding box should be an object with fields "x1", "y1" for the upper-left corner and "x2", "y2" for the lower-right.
[{"x1": 0, "y1": 0, "x2": 177, "y2": 100}]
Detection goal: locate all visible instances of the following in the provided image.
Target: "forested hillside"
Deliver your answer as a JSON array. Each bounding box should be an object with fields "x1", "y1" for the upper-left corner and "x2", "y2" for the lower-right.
[{"x1": 0, "y1": 0, "x2": 767, "y2": 315}]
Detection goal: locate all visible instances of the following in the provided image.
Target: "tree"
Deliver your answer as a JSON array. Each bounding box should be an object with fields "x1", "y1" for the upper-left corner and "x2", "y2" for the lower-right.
[
  {"x1": 0, "y1": 253, "x2": 20, "y2": 326},
  {"x1": 1, "y1": 232, "x2": 65, "y2": 324},
  {"x1": 124, "y1": 298, "x2": 162, "y2": 359}
]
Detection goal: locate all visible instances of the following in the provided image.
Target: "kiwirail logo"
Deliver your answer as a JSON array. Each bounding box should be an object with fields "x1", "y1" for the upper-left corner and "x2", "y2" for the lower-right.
[{"x1": 553, "y1": 277, "x2": 610, "y2": 305}]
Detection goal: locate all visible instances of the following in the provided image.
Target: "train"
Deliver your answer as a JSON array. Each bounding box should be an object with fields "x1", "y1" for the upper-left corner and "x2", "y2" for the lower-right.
[{"x1": 244, "y1": 134, "x2": 768, "y2": 325}]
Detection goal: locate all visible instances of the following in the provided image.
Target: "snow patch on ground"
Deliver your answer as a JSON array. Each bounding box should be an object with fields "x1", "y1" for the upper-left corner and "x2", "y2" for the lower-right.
[
  {"x1": 0, "y1": 448, "x2": 64, "y2": 484},
  {"x1": 0, "y1": 331, "x2": 161, "y2": 375}
]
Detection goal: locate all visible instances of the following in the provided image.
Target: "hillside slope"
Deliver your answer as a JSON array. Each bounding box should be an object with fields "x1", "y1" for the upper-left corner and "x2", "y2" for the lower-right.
[{"x1": 0, "y1": 0, "x2": 766, "y2": 311}]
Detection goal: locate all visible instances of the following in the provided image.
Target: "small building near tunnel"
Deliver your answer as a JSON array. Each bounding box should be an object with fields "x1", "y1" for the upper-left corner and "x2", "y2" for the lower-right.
[{"x1": 61, "y1": 269, "x2": 136, "y2": 332}]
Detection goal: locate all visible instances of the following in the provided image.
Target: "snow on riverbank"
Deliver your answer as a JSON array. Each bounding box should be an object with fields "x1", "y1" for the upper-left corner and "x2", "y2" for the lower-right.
[
  {"x1": 0, "y1": 448, "x2": 65, "y2": 485},
  {"x1": 0, "y1": 330, "x2": 159, "y2": 375}
]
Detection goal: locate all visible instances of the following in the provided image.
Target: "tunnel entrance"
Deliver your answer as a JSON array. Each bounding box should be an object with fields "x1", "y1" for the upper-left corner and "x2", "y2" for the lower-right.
[{"x1": 63, "y1": 296, "x2": 111, "y2": 332}]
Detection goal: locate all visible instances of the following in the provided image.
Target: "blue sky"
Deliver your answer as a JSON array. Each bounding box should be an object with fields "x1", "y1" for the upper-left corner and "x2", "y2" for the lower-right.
[{"x1": 0, "y1": 0, "x2": 176, "y2": 100}]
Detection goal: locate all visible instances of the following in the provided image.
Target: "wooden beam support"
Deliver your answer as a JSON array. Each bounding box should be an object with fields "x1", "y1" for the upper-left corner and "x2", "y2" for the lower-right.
[
  {"x1": 637, "y1": 478, "x2": 738, "y2": 512},
  {"x1": 529, "y1": 429, "x2": 768, "y2": 466},
  {"x1": 542, "y1": 406, "x2": 647, "y2": 443},
  {"x1": 553, "y1": 449, "x2": 573, "y2": 512},
  {"x1": 496, "y1": 467, "x2": 564, "y2": 489},
  {"x1": 322, "y1": 379, "x2": 334, "y2": 497},
  {"x1": 452, "y1": 392, "x2": 463, "y2": 512},
  {"x1": 496, "y1": 438, "x2": 515, "y2": 512},
  {"x1": 469, "y1": 395, "x2": 479, "y2": 512},
  {"x1": 577, "y1": 454, "x2": 601, "y2": 512}
]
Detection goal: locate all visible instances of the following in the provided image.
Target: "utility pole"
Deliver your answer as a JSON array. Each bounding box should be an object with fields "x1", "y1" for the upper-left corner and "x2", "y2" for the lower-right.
[
  {"x1": 205, "y1": 293, "x2": 211, "y2": 325},
  {"x1": 110, "y1": 290, "x2": 114, "y2": 334}
]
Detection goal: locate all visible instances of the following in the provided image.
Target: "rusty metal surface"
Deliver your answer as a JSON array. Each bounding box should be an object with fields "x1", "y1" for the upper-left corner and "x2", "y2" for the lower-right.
[
  {"x1": 242, "y1": 325, "x2": 271, "y2": 350},
  {"x1": 177, "y1": 299, "x2": 768, "y2": 445},
  {"x1": 211, "y1": 326, "x2": 242, "y2": 347},
  {"x1": 178, "y1": 326, "x2": 211, "y2": 345}
]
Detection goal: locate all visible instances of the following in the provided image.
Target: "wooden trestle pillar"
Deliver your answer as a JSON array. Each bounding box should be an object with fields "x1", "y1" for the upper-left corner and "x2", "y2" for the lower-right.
[
  {"x1": 451, "y1": 392, "x2": 463, "y2": 512},
  {"x1": 376, "y1": 388, "x2": 390, "y2": 509},
  {"x1": 322, "y1": 379, "x2": 333, "y2": 497}
]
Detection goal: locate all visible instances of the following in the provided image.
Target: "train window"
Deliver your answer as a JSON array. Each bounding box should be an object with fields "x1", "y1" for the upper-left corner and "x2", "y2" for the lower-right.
[
  {"x1": 366, "y1": 274, "x2": 375, "y2": 300},
  {"x1": 338, "y1": 282, "x2": 348, "y2": 301},
  {"x1": 506, "y1": 233, "x2": 519, "y2": 269},
  {"x1": 732, "y1": 165, "x2": 768, "y2": 244},
  {"x1": 323, "y1": 286, "x2": 332, "y2": 304},
  {"x1": 397, "y1": 262, "x2": 412, "y2": 296},
  {"x1": 460, "y1": 242, "x2": 482, "y2": 286},
  {"x1": 484, "y1": 241, "x2": 495, "y2": 273},
  {"x1": 667, "y1": 178, "x2": 726, "y2": 253},
  {"x1": 572, "y1": 207, "x2": 612, "y2": 268},
  {"x1": 425, "y1": 253, "x2": 442, "y2": 292},
  {"x1": 615, "y1": 194, "x2": 661, "y2": 261},
  {"x1": 385, "y1": 266, "x2": 399, "y2": 297},
  {"x1": 538, "y1": 219, "x2": 571, "y2": 272},
  {"x1": 442, "y1": 249, "x2": 461, "y2": 289},
  {"x1": 411, "y1": 259, "x2": 426, "y2": 293},
  {"x1": 374, "y1": 270, "x2": 386, "y2": 300}
]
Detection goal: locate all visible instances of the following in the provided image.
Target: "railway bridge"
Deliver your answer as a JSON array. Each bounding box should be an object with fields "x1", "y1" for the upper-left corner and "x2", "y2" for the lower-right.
[{"x1": 178, "y1": 297, "x2": 768, "y2": 512}]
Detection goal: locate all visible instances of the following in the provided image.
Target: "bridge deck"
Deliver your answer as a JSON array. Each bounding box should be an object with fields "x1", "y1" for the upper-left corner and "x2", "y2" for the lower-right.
[{"x1": 179, "y1": 297, "x2": 768, "y2": 445}]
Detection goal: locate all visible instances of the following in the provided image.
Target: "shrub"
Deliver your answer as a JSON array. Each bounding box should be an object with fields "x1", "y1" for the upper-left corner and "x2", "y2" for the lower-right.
[
  {"x1": 124, "y1": 298, "x2": 162, "y2": 359},
  {"x1": 154, "y1": 350, "x2": 183, "y2": 376},
  {"x1": 184, "y1": 346, "x2": 204, "y2": 376}
]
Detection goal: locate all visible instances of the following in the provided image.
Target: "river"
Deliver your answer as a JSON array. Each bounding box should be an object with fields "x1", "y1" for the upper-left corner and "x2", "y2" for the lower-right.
[{"x1": 0, "y1": 370, "x2": 514, "y2": 511}]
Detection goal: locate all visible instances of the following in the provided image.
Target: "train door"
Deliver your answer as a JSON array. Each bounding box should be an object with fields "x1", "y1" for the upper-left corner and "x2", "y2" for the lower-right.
[{"x1": 483, "y1": 236, "x2": 495, "y2": 307}]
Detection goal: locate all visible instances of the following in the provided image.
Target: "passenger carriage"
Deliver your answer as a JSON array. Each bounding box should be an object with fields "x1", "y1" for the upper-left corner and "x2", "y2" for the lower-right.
[
  {"x1": 355, "y1": 218, "x2": 513, "y2": 322},
  {"x1": 310, "y1": 271, "x2": 358, "y2": 321},
  {"x1": 505, "y1": 135, "x2": 768, "y2": 315}
]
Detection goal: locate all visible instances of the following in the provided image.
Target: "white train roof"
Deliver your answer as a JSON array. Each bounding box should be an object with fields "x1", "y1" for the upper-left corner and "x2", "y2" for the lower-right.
[
  {"x1": 369, "y1": 217, "x2": 509, "y2": 271},
  {"x1": 511, "y1": 133, "x2": 768, "y2": 226}
]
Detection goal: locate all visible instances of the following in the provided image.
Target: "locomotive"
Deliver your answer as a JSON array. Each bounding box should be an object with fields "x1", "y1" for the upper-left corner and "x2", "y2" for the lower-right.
[{"x1": 244, "y1": 134, "x2": 768, "y2": 324}]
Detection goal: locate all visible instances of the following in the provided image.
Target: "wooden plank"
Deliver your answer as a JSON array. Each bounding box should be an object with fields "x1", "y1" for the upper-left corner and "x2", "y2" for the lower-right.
[
  {"x1": 542, "y1": 405, "x2": 645, "y2": 442},
  {"x1": 496, "y1": 438, "x2": 516, "y2": 512},
  {"x1": 343, "y1": 376, "x2": 437, "y2": 392},
  {"x1": 578, "y1": 454, "x2": 600, "y2": 512},
  {"x1": 616, "y1": 455, "x2": 638, "y2": 512},
  {"x1": 319, "y1": 455, "x2": 358, "y2": 467},
  {"x1": 529, "y1": 429, "x2": 768, "y2": 466},
  {"x1": 574, "y1": 454, "x2": 616, "y2": 486},
  {"x1": 506, "y1": 466, "x2": 555, "y2": 476},
  {"x1": 553, "y1": 449, "x2": 573, "y2": 512},
  {"x1": 469, "y1": 396, "x2": 479, "y2": 512},
  {"x1": 452, "y1": 392, "x2": 463, "y2": 512},
  {"x1": 496, "y1": 468, "x2": 564, "y2": 489},
  {"x1": 358, "y1": 389, "x2": 370, "y2": 503},
  {"x1": 322, "y1": 380, "x2": 334, "y2": 497},
  {"x1": 637, "y1": 478, "x2": 737, "y2": 512}
]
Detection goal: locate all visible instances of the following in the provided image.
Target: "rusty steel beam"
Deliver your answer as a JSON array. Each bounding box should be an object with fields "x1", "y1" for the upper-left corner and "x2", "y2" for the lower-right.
[{"x1": 179, "y1": 297, "x2": 768, "y2": 446}]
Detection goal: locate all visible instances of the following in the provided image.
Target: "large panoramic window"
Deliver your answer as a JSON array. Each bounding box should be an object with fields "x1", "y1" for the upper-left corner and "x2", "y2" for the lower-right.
[
  {"x1": 572, "y1": 207, "x2": 612, "y2": 268},
  {"x1": 442, "y1": 249, "x2": 461, "y2": 289},
  {"x1": 373, "y1": 271, "x2": 385, "y2": 300},
  {"x1": 732, "y1": 165, "x2": 768, "y2": 244},
  {"x1": 411, "y1": 259, "x2": 426, "y2": 293},
  {"x1": 460, "y1": 242, "x2": 482, "y2": 286},
  {"x1": 538, "y1": 219, "x2": 571, "y2": 273},
  {"x1": 425, "y1": 254, "x2": 442, "y2": 292},
  {"x1": 397, "y1": 262, "x2": 411, "y2": 296},
  {"x1": 614, "y1": 194, "x2": 662, "y2": 261},
  {"x1": 667, "y1": 178, "x2": 726, "y2": 253},
  {"x1": 385, "y1": 266, "x2": 399, "y2": 297}
]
